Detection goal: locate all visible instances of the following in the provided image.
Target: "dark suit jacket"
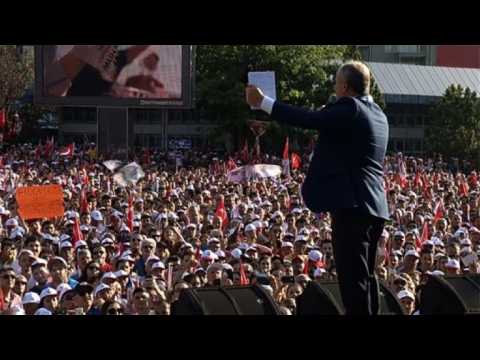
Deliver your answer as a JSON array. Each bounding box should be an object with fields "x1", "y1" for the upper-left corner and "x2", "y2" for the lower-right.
[{"x1": 270, "y1": 96, "x2": 389, "y2": 220}]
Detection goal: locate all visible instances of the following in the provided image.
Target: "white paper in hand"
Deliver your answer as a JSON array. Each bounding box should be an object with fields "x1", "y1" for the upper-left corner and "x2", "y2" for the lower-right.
[
  {"x1": 248, "y1": 71, "x2": 277, "y2": 110},
  {"x1": 103, "y1": 160, "x2": 124, "y2": 172},
  {"x1": 113, "y1": 162, "x2": 145, "y2": 187}
]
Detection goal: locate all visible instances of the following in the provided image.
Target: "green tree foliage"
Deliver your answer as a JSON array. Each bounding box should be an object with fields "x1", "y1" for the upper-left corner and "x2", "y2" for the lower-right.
[
  {"x1": 425, "y1": 84, "x2": 480, "y2": 162},
  {"x1": 195, "y1": 45, "x2": 385, "y2": 152}
]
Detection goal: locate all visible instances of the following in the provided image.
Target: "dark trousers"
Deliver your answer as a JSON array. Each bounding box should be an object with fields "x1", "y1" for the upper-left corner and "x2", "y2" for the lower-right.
[{"x1": 331, "y1": 208, "x2": 385, "y2": 315}]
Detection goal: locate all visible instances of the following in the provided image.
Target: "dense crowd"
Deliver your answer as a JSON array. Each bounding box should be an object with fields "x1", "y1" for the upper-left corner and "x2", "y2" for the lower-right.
[{"x1": 0, "y1": 142, "x2": 477, "y2": 315}]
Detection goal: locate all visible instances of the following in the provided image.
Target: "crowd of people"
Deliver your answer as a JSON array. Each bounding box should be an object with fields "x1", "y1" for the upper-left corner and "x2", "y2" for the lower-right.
[{"x1": 0, "y1": 141, "x2": 477, "y2": 315}]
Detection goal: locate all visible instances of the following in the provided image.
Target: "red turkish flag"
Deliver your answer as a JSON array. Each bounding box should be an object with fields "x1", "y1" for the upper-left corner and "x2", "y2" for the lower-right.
[
  {"x1": 215, "y1": 198, "x2": 228, "y2": 229},
  {"x1": 0, "y1": 109, "x2": 6, "y2": 129},
  {"x1": 291, "y1": 153, "x2": 302, "y2": 170},
  {"x1": 72, "y1": 217, "x2": 84, "y2": 246}
]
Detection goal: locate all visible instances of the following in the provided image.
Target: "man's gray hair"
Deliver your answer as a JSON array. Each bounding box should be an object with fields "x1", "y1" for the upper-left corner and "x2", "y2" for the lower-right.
[{"x1": 338, "y1": 61, "x2": 371, "y2": 96}]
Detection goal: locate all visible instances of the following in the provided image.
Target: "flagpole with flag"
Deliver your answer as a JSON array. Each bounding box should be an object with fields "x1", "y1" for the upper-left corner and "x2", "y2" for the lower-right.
[{"x1": 282, "y1": 137, "x2": 290, "y2": 178}]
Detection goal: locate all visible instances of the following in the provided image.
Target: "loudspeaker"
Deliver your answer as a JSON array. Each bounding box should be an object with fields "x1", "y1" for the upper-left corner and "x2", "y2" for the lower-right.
[
  {"x1": 419, "y1": 274, "x2": 480, "y2": 315},
  {"x1": 296, "y1": 280, "x2": 405, "y2": 315},
  {"x1": 172, "y1": 285, "x2": 281, "y2": 315}
]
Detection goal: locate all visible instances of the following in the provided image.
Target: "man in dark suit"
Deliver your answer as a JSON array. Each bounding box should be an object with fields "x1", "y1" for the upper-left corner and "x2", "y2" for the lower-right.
[{"x1": 246, "y1": 61, "x2": 389, "y2": 315}]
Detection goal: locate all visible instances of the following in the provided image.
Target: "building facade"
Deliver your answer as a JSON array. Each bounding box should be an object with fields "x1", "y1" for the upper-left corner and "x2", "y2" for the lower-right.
[
  {"x1": 357, "y1": 45, "x2": 438, "y2": 65},
  {"x1": 436, "y1": 45, "x2": 480, "y2": 69}
]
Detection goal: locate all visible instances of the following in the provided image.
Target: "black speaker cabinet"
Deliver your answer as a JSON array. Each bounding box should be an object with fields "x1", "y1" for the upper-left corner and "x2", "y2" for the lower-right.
[
  {"x1": 172, "y1": 285, "x2": 281, "y2": 315},
  {"x1": 420, "y1": 274, "x2": 480, "y2": 315},
  {"x1": 296, "y1": 280, "x2": 405, "y2": 315}
]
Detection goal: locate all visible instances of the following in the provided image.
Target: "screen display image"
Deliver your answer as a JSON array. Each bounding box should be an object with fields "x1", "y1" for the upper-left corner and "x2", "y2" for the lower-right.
[{"x1": 35, "y1": 45, "x2": 194, "y2": 108}]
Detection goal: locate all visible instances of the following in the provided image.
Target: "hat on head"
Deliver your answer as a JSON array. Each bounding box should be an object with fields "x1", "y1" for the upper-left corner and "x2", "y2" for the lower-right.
[
  {"x1": 32, "y1": 258, "x2": 48, "y2": 268},
  {"x1": 231, "y1": 248, "x2": 243, "y2": 259},
  {"x1": 94, "y1": 283, "x2": 111, "y2": 297},
  {"x1": 308, "y1": 250, "x2": 323, "y2": 263},
  {"x1": 394, "y1": 231, "x2": 405, "y2": 238},
  {"x1": 22, "y1": 292, "x2": 41, "y2": 305},
  {"x1": 405, "y1": 250, "x2": 420, "y2": 258},
  {"x1": 74, "y1": 240, "x2": 88, "y2": 250},
  {"x1": 91, "y1": 210, "x2": 103, "y2": 221},
  {"x1": 215, "y1": 250, "x2": 226, "y2": 258},
  {"x1": 114, "y1": 270, "x2": 129, "y2": 278},
  {"x1": 101, "y1": 272, "x2": 117, "y2": 282},
  {"x1": 397, "y1": 290, "x2": 415, "y2": 301},
  {"x1": 445, "y1": 259, "x2": 461, "y2": 269},
  {"x1": 59, "y1": 241, "x2": 73, "y2": 250},
  {"x1": 207, "y1": 237, "x2": 220, "y2": 245},
  {"x1": 245, "y1": 224, "x2": 256, "y2": 232},
  {"x1": 294, "y1": 235, "x2": 308, "y2": 243},
  {"x1": 40, "y1": 287, "x2": 58, "y2": 300},
  {"x1": 281, "y1": 242, "x2": 293, "y2": 248},
  {"x1": 48, "y1": 256, "x2": 68, "y2": 269},
  {"x1": 201, "y1": 250, "x2": 218, "y2": 261},
  {"x1": 5, "y1": 218, "x2": 18, "y2": 227},
  {"x1": 151, "y1": 261, "x2": 166, "y2": 270}
]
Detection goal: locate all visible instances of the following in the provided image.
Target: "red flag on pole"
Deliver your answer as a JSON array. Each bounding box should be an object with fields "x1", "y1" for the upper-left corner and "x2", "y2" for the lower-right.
[
  {"x1": 59, "y1": 143, "x2": 75, "y2": 157},
  {"x1": 433, "y1": 199, "x2": 445, "y2": 224},
  {"x1": 239, "y1": 262, "x2": 249, "y2": 286},
  {"x1": 417, "y1": 221, "x2": 429, "y2": 250},
  {"x1": 291, "y1": 153, "x2": 302, "y2": 170},
  {"x1": 215, "y1": 197, "x2": 228, "y2": 229},
  {"x1": 72, "y1": 216, "x2": 84, "y2": 246},
  {"x1": 80, "y1": 186, "x2": 88, "y2": 214},
  {"x1": 0, "y1": 109, "x2": 6, "y2": 129},
  {"x1": 459, "y1": 176, "x2": 469, "y2": 197}
]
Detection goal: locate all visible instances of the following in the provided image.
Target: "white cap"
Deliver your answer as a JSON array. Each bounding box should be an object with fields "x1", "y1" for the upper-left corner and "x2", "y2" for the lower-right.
[
  {"x1": 34, "y1": 308, "x2": 52, "y2": 315},
  {"x1": 461, "y1": 238, "x2": 472, "y2": 246},
  {"x1": 186, "y1": 224, "x2": 196, "y2": 229},
  {"x1": 5, "y1": 218, "x2": 18, "y2": 227},
  {"x1": 40, "y1": 287, "x2": 58, "y2": 300},
  {"x1": 22, "y1": 292, "x2": 41, "y2": 305},
  {"x1": 281, "y1": 242, "x2": 294, "y2": 248},
  {"x1": 231, "y1": 248, "x2": 243, "y2": 259},
  {"x1": 59, "y1": 241, "x2": 73, "y2": 250},
  {"x1": 272, "y1": 211, "x2": 284, "y2": 219},
  {"x1": 298, "y1": 228, "x2": 310, "y2": 236},
  {"x1": 308, "y1": 250, "x2": 323, "y2": 262},
  {"x1": 394, "y1": 231, "x2": 405, "y2": 237},
  {"x1": 102, "y1": 272, "x2": 117, "y2": 281},
  {"x1": 292, "y1": 208, "x2": 302, "y2": 214},
  {"x1": 9, "y1": 228, "x2": 24, "y2": 239},
  {"x1": 445, "y1": 259, "x2": 461, "y2": 269},
  {"x1": 118, "y1": 255, "x2": 135, "y2": 263},
  {"x1": 313, "y1": 268, "x2": 326, "y2": 278},
  {"x1": 94, "y1": 283, "x2": 111, "y2": 297},
  {"x1": 80, "y1": 225, "x2": 90, "y2": 232},
  {"x1": 201, "y1": 250, "x2": 218, "y2": 260},
  {"x1": 57, "y1": 284, "x2": 73, "y2": 301},
  {"x1": 114, "y1": 270, "x2": 129, "y2": 278},
  {"x1": 101, "y1": 238, "x2": 115, "y2": 246},
  {"x1": 74, "y1": 240, "x2": 88, "y2": 250},
  {"x1": 18, "y1": 249, "x2": 35, "y2": 259},
  {"x1": 397, "y1": 290, "x2": 415, "y2": 301},
  {"x1": 32, "y1": 258, "x2": 48, "y2": 268},
  {"x1": 222, "y1": 263, "x2": 233, "y2": 272},
  {"x1": 405, "y1": 250, "x2": 420, "y2": 258},
  {"x1": 215, "y1": 250, "x2": 226, "y2": 258},
  {"x1": 0, "y1": 206, "x2": 10, "y2": 215},
  {"x1": 207, "y1": 237, "x2": 220, "y2": 244},
  {"x1": 151, "y1": 261, "x2": 166, "y2": 270},
  {"x1": 295, "y1": 235, "x2": 308, "y2": 243},
  {"x1": 245, "y1": 224, "x2": 256, "y2": 232},
  {"x1": 91, "y1": 210, "x2": 103, "y2": 221},
  {"x1": 59, "y1": 234, "x2": 71, "y2": 243},
  {"x1": 49, "y1": 256, "x2": 68, "y2": 268},
  {"x1": 431, "y1": 270, "x2": 445, "y2": 276}
]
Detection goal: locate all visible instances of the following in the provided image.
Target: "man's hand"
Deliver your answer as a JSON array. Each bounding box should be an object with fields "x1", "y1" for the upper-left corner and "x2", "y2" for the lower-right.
[{"x1": 245, "y1": 85, "x2": 265, "y2": 108}]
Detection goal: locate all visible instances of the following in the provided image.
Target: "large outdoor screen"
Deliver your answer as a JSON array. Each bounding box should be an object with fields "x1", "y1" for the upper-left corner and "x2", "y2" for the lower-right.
[{"x1": 35, "y1": 45, "x2": 194, "y2": 108}]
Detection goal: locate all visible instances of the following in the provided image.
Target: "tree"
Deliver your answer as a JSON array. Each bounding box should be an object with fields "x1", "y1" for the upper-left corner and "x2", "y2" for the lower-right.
[
  {"x1": 0, "y1": 45, "x2": 33, "y2": 111},
  {"x1": 195, "y1": 45, "x2": 386, "y2": 153},
  {"x1": 425, "y1": 84, "x2": 480, "y2": 163}
]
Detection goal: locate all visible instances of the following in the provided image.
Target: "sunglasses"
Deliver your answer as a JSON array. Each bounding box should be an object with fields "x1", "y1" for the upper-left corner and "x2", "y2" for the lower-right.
[
  {"x1": 107, "y1": 308, "x2": 124, "y2": 315},
  {"x1": 88, "y1": 267, "x2": 100, "y2": 271},
  {"x1": 2, "y1": 274, "x2": 16, "y2": 280},
  {"x1": 143, "y1": 246, "x2": 154, "y2": 250}
]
